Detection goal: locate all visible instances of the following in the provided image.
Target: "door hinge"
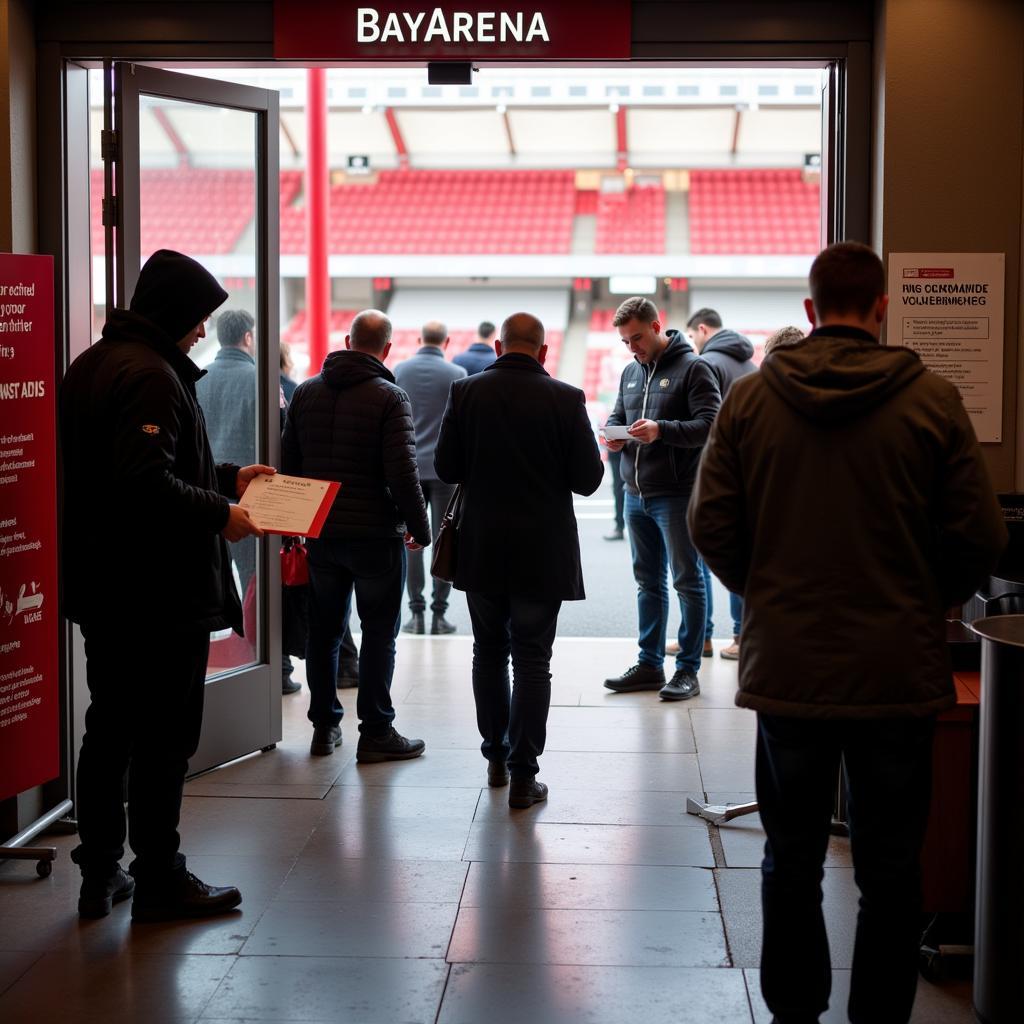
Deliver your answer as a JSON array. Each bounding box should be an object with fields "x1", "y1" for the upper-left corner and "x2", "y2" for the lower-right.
[
  {"x1": 102, "y1": 194, "x2": 119, "y2": 229},
  {"x1": 100, "y1": 129, "x2": 118, "y2": 163}
]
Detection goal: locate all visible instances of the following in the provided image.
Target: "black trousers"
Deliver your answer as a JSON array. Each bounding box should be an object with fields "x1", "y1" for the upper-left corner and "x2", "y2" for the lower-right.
[
  {"x1": 466, "y1": 591, "x2": 561, "y2": 779},
  {"x1": 406, "y1": 479, "x2": 456, "y2": 615},
  {"x1": 73, "y1": 622, "x2": 210, "y2": 884},
  {"x1": 755, "y1": 713, "x2": 935, "y2": 1024}
]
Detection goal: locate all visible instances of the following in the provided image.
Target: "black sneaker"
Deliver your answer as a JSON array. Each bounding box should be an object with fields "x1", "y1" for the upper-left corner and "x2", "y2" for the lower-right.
[
  {"x1": 509, "y1": 777, "x2": 548, "y2": 809},
  {"x1": 660, "y1": 670, "x2": 701, "y2": 701},
  {"x1": 487, "y1": 760, "x2": 510, "y2": 787},
  {"x1": 604, "y1": 663, "x2": 665, "y2": 692},
  {"x1": 282, "y1": 674, "x2": 301, "y2": 695},
  {"x1": 310, "y1": 724, "x2": 343, "y2": 756},
  {"x1": 401, "y1": 612, "x2": 425, "y2": 634},
  {"x1": 132, "y1": 870, "x2": 242, "y2": 923},
  {"x1": 78, "y1": 867, "x2": 135, "y2": 919},
  {"x1": 356, "y1": 726, "x2": 426, "y2": 763},
  {"x1": 430, "y1": 615, "x2": 457, "y2": 635},
  {"x1": 336, "y1": 662, "x2": 359, "y2": 689}
]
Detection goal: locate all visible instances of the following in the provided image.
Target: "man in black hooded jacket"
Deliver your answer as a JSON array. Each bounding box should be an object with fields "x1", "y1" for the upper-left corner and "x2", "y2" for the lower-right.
[
  {"x1": 60, "y1": 249, "x2": 272, "y2": 922},
  {"x1": 602, "y1": 296, "x2": 722, "y2": 702},
  {"x1": 282, "y1": 309, "x2": 431, "y2": 761}
]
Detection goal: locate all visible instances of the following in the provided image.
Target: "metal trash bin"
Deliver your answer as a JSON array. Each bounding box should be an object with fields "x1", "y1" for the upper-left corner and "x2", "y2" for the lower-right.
[{"x1": 971, "y1": 614, "x2": 1024, "y2": 1024}]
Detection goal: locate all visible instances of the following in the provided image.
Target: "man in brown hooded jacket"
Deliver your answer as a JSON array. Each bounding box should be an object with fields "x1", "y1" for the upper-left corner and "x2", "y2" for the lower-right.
[{"x1": 690, "y1": 242, "x2": 1006, "y2": 1024}]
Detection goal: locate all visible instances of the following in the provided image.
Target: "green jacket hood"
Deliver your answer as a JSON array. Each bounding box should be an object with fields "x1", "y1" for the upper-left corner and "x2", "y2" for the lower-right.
[{"x1": 761, "y1": 328, "x2": 926, "y2": 424}]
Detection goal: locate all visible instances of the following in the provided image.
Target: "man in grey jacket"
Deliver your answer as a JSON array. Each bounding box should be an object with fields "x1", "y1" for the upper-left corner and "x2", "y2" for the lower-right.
[
  {"x1": 690, "y1": 242, "x2": 1006, "y2": 1024},
  {"x1": 394, "y1": 321, "x2": 467, "y2": 635},
  {"x1": 687, "y1": 307, "x2": 757, "y2": 661}
]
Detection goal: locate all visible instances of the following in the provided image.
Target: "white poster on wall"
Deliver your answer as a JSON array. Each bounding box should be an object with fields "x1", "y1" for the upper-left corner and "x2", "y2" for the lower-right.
[{"x1": 886, "y1": 252, "x2": 1005, "y2": 442}]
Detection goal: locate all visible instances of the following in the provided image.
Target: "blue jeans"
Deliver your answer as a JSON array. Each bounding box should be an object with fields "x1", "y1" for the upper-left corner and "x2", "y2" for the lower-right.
[
  {"x1": 756, "y1": 713, "x2": 935, "y2": 1024},
  {"x1": 701, "y1": 561, "x2": 744, "y2": 638},
  {"x1": 467, "y1": 592, "x2": 562, "y2": 779},
  {"x1": 625, "y1": 491, "x2": 705, "y2": 674},
  {"x1": 305, "y1": 536, "x2": 405, "y2": 735}
]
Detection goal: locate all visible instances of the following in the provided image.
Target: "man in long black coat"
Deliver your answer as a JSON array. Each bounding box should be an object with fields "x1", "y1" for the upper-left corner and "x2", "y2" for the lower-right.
[
  {"x1": 434, "y1": 313, "x2": 604, "y2": 808},
  {"x1": 60, "y1": 249, "x2": 272, "y2": 921}
]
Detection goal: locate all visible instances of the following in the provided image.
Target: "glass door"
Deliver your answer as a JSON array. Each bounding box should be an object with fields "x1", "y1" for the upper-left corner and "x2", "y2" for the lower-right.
[{"x1": 107, "y1": 64, "x2": 282, "y2": 772}]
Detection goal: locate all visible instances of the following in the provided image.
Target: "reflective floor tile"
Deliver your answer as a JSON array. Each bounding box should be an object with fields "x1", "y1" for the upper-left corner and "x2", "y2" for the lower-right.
[
  {"x1": 178, "y1": 798, "x2": 329, "y2": 858},
  {"x1": 184, "y1": 782, "x2": 333, "y2": 800},
  {"x1": 0, "y1": 953, "x2": 39, "y2": 995},
  {"x1": 473, "y1": 785, "x2": 705, "y2": 827},
  {"x1": 438, "y1": 963, "x2": 755, "y2": 1024},
  {"x1": 278, "y1": 856, "x2": 469, "y2": 903},
  {"x1": 0, "y1": 951, "x2": 233, "y2": 1023},
  {"x1": 716, "y1": 868, "x2": 858, "y2": 968},
  {"x1": 196, "y1": 745, "x2": 354, "y2": 788},
  {"x1": 465, "y1": 820, "x2": 714, "y2": 867},
  {"x1": 303, "y1": 815, "x2": 474, "y2": 862},
  {"x1": 336, "y1": 748, "x2": 497, "y2": 789},
  {"x1": 201, "y1": 955, "x2": 448, "y2": 1022},
  {"x1": 717, "y1": 815, "x2": 853, "y2": 868},
  {"x1": 744, "y1": 968, "x2": 974, "y2": 1023},
  {"x1": 533, "y1": 749, "x2": 703, "y2": 792},
  {"x1": 240, "y1": 899, "x2": 458, "y2": 958},
  {"x1": 448, "y1": 907, "x2": 728, "y2": 966},
  {"x1": 543, "y1": 725, "x2": 697, "y2": 754},
  {"x1": 322, "y1": 782, "x2": 482, "y2": 822},
  {"x1": 461, "y1": 862, "x2": 718, "y2": 912}
]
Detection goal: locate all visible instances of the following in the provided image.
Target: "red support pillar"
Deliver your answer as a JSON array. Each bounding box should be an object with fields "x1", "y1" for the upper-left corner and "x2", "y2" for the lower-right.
[
  {"x1": 616, "y1": 105, "x2": 629, "y2": 172},
  {"x1": 306, "y1": 68, "x2": 329, "y2": 375}
]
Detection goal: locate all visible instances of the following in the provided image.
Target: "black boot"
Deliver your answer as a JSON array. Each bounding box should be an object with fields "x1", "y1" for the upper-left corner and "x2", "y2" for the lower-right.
[
  {"x1": 604, "y1": 663, "x2": 665, "y2": 692},
  {"x1": 509, "y1": 777, "x2": 548, "y2": 809},
  {"x1": 78, "y1": 867, "x2": 135, "y2": 919},
  {"x1": 356, "y1": 726, "x2": 426, "y2": 763},
  {"x1": 310, "y1": 724, "x2": 343, "y2": 756},
  {"x1": 430, "y1": 614, "x2": 456, "y2": 635},
  {"x1": 131, "y1": 870, "x2": 242, "y2": 922},
  {"x1": 659, "y1": 669, "x2": 701, "y2": 702},
  {"x1": 487, "y1": 760, "x2": 510, "y2": 787},
  {"x1": 401, "y1": 612, "x2": 425, "y2": 634}
]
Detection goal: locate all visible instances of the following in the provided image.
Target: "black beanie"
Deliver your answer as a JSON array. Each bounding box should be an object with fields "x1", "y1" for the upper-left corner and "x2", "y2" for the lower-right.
[{"x1": 129, "y1": 249, "x2": 229, "y2": 345}]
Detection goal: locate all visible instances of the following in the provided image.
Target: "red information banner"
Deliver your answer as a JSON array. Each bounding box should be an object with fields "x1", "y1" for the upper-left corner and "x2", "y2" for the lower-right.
[
  {"x1": 0, "y1": 254, "x2": 58, "y2": 803},
  {"x1": 275, "y1": 1, "x2": 632, "y2": 60}
]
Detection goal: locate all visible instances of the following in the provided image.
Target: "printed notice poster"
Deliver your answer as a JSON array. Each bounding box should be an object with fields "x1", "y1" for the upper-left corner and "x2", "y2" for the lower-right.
[
  {"x1": 886, "y1": 252, "x2": 1005, "y2": 442},
  {"x1": 0, "y1": 253, "x2": 58, "y2": 802}
]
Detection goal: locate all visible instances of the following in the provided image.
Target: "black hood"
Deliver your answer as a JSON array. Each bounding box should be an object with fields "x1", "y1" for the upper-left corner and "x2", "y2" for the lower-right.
[
  {"x1": 129, "y1": 249, "x2": 228, "y2": 346},
  {"x1": 100, "y1": 308, "x2": 203, "y2": 383},
  {"x1": 702, "y1": 328, "x2": 755, "y2": 363},
  {"x1": 761, "y1": 328, "x2": 926, "y2": 424},
  {"x1": 321, "y1": 349, "x2": 395, "y2": 390},
  {"x1": 659, "y1": 329, "x2": 696, "y2": 363}
]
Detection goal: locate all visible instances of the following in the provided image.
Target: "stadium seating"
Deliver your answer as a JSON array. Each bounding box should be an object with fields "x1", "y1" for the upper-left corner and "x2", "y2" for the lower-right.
[
  {"x1": 688, "y1": 169, "x2": 819, "y2": 255},
  {"x1": 594, "y1": 184, "x2": 666, "y2": 254},
  {"x1": 280, "y1": 169, "x2": 576, "y2": 255}
]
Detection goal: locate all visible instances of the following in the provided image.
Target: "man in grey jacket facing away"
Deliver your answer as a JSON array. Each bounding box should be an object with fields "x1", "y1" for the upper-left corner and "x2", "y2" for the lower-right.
[
  {"x1": 687, "y1": 306, "x2": 757, "y2": 661},
  {"x1": 690, "y1": 242, "x2": 1006, "y2": 1024},
  {"x1": 394, "y1": 320, "x2": 467, "y2": 635}
]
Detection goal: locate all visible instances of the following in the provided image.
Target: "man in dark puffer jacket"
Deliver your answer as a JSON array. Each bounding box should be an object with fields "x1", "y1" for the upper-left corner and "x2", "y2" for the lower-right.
[{"x1": 282, "y1": 310, "x2": 431, "y2": 760}]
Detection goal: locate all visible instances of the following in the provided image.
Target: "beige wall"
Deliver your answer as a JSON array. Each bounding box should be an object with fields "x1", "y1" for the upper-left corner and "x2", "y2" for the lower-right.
[{"x1": 873, "y1": 0, "x2": 1024, "y2": 490}]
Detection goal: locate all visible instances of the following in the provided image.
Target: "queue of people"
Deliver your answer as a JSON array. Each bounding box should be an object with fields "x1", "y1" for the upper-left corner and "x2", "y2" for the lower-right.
[{"x1": 58, "y1": 242, "x2": 1007, "y2": 1024}]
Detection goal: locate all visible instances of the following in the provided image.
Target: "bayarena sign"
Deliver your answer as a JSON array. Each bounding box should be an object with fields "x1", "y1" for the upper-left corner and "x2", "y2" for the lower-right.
[{"x1": 274, "y1": 1, "x2": 633, "y2": 60}]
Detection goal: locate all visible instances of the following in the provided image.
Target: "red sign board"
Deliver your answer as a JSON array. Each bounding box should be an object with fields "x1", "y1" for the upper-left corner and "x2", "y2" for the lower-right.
[
  {"x1": 275, "y1": 1, "x2": 632, "y2": 60},
  {"x1": 0, "y1": 254, "x2": 59, "y2": 802}
]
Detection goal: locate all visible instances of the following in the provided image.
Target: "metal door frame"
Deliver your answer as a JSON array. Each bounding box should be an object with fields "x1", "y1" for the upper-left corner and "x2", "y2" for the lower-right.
[{"x1": 107, "y1": 63, "x2": 282, "y2": 773}]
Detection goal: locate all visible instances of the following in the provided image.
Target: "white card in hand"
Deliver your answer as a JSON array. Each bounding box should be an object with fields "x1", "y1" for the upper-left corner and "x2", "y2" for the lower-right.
[{"x1": 601, "y1": 425, "x2": 631, "y2": 440}]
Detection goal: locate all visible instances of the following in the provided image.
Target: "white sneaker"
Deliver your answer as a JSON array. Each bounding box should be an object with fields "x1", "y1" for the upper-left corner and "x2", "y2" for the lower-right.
[{"x1": 721, "y1": 640, "x2": 740, "y2": 660}]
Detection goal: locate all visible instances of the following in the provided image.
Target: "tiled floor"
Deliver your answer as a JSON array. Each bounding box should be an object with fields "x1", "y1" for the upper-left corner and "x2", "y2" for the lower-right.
[{"x1": 0, "y1": 637, "x2": 974, "y2": 1023}]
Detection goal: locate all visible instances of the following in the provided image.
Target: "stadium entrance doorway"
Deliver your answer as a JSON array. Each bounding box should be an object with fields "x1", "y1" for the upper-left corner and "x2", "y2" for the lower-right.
[{"x1": 70, "y1": 55, "x2": 836, "y2": 777}]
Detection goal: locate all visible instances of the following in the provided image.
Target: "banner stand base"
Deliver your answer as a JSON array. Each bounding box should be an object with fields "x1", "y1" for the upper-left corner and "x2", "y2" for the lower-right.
[{"x1": 0, "y1": 798, "x2": 74, "y2": 878}]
